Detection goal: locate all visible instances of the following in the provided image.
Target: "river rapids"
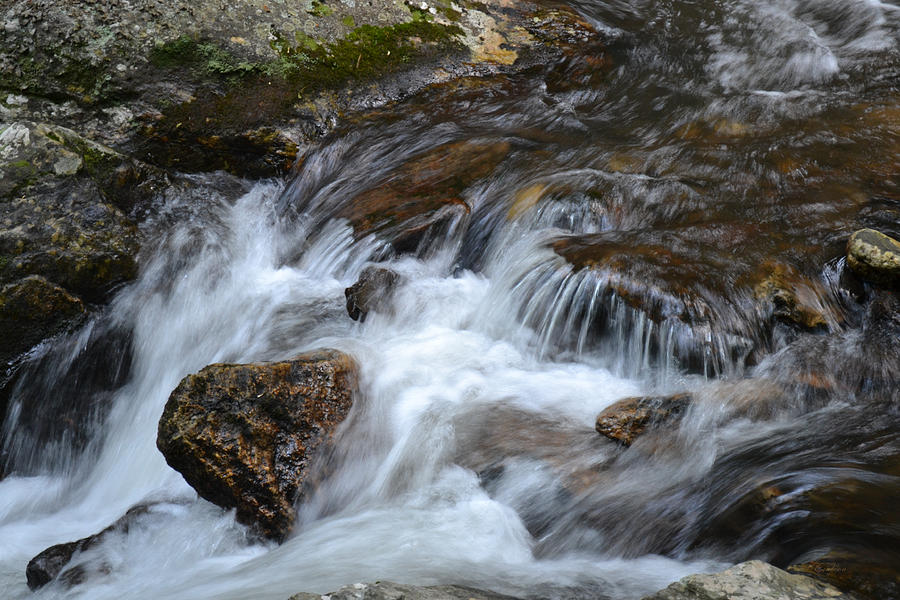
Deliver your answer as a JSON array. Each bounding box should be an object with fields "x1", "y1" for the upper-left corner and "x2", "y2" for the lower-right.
[{"x1": 1, "y1": 0, "x2": 899, "y2": 598}]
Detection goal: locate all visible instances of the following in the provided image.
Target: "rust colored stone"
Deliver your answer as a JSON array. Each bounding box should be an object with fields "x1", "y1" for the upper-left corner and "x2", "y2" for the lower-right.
[
  {"x1": 595, "y1": 393, "x2": 692, "y2": 447},
  {"x1": 157, "y1": 349, "x2": 358, "y2": 541},
  {"x1": 341, "y1": 140, "x2": 510, "y2": 250}
]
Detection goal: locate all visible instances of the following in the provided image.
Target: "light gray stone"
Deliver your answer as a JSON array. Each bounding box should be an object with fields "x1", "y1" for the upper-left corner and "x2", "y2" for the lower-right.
[
  {"x1": 288, "y1": 581, "x2": 522, "y2": 600},
  {"x1": 641, "y1": 561, "x2": 852, "y2": 600}
]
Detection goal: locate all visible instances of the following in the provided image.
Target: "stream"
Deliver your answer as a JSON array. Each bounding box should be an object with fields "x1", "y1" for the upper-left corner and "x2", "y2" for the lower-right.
[{"x1": 1, "y1": 0, "x2": 899, "y2": 598}]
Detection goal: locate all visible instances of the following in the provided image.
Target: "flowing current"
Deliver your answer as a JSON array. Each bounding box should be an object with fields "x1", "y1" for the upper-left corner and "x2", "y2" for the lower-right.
[{"x1": 2, "y1": 0, "x2": 900, "y2": 598}]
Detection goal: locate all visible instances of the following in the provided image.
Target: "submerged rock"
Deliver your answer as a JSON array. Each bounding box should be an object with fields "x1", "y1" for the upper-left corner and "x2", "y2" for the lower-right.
[
  {"x1": 641, "y1": 560, "x2": 852, "y2": 600},
  {"x1": 846, "y1": 228, "x2": 900, "y2": 288},
  {"x1": 345, "y1": 266, "x2": 401, "y2": 321},
  {"x1": 788, "y1": 550, "x2": 900, "y2": 600},
  {"x1": 26, "y1": 504, "x2": 152, "y2": 590},
  {"x1": 157, "y1": 349, "x2": 358, "y2": 541},
  {"x1": 341, "y1": 140, "x2": 510, "y2": 252},
  {"x1": 595, "y1": 393, "x2": 692, "y2": 447},
  {"x1": 752, "y1": 261, "x2": 840, "y2": 331},
  {"x1": 288, "y1": 581, "x2": 522, "y2": 600}
]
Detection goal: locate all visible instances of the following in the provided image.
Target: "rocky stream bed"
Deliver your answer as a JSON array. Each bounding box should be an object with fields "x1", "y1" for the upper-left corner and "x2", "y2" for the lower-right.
[{"x1": 2, "y1": 0, "x2": 899, "y2": 598}]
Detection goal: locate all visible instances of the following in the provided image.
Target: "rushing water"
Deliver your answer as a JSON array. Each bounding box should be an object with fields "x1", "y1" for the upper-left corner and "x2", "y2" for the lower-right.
[{"x1": 2, "y1": 0, "x2": 900, "y2": 598}]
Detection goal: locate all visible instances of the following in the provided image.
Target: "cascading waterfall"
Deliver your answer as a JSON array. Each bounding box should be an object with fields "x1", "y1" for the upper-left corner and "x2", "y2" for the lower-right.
[{"x1": 2, "y1": 0, "x2": 899, "y2": 598}]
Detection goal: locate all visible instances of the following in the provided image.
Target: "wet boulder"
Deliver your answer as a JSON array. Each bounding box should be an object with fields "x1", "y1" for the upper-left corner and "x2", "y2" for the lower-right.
[
  {"x1": 846, "y1": 228, "x2": 900, "y2": 288},
  {"x1": 0, "y1": 275, "x2": 85, "y2": 366},
  {"x1": 157, "y1": 349, "x2": 358, "y2": 541},
  {"x1": 641, "y1": 560, "x2": 853, "y2": 600},
  {"x1": 595, "y1": 393, "x2": 692, "y2": 447},
  {"x1": 0, "y1": 121, "x2": 145, "y2": 375},
  {"x1": 289, "y1": 581, "x2": 523, "y2": 600},
  {"x1": 345, "y1": 266, "x2": 401, "y2": 321},
  {"x1": 3, "y1": 0, "x2": 607, "y2": 178}
]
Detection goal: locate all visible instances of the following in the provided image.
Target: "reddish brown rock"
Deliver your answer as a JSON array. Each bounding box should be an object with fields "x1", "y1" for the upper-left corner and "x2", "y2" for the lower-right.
[
  {"x1": 595, "y1": 393, "x2": 692, "y2": 447},
  {"x1": 156, "y1": 349, "x2": 358, "y2": 541},
  {"x1": 341, "y1": 140, "x2": 510, "y2": 251}
]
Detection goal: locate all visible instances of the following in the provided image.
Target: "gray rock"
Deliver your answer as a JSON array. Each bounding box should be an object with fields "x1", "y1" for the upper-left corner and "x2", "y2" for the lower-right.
[
  {"x1": 1, "y1": 0, "x2": 609, "y2": 177},
  {"x1": 847, "y1": 228, "x2": 900, "y2": 287},
  {"x1": 641, "y1": 561, "x2": 853, "y2": 600},
  {"x1": 288, "y1": 581, "x2": 522, "y2": 600},
  {"x1": 0, "y1": 125, "x2": 141, "y2": 303}
]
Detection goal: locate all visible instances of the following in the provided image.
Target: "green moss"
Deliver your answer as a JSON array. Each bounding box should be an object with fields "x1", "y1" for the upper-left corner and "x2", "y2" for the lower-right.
[
  {"x1": 144, "y1": 18, "x2": 464, "y2": 174},
  {"x1": 342, "y1": 15, "x2": 356, "y2": 27},
  {"x1": 150, "y1": 36, "x2": 258, "y2": 81},
  {"x1": 308, "y1": 1, "x2": 333, "y2": 17},
  {"x1": 80, "y1": 146, "x2": 118, "y2": 179},
  {"x1": 270, "y1": 18, "x2": 464, "y2": 91}
]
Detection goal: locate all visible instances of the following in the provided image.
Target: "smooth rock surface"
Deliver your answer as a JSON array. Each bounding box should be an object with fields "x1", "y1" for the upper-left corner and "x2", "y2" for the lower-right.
[
  {"x1": 157, "y1": 349, "x2": 358, "y2": 541},
  {"x1": 641, "y1": 560, "x2": 852, "y2": 600},
  {"x1": 288, "y1": 581, "x2": 522, "y2": 600}
]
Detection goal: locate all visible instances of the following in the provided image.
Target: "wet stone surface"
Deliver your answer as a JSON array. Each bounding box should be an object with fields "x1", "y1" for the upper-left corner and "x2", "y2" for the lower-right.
[{"x1": 157, "y1": 349, "x2": 358, "y2": 541}]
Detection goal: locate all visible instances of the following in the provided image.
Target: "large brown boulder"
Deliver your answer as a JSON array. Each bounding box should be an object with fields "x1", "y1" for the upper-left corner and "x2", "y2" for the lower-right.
[{"x1": 157, "y1": 349, "x2": 358, "y2": 541}]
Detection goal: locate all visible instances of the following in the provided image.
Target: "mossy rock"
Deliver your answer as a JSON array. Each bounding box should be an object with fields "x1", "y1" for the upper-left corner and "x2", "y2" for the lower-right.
[{"x1": 846, "y1": 228, "x2": 900, "y2": 288}]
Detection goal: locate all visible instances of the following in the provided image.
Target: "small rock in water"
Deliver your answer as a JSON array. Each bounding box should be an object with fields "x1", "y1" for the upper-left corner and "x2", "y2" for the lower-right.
[
  {"x1": 595, "y1": 393, "x2": 691, "y2": 447},
  {"x1": 26, "y1": 504, "x2": 153, "y2": 590},
  {"x1": 641, "y1": 560, "x2": 853, "y2": 600},
  {"x1": 156, "y1": 349, "x2": 358, "y2": 541},
  {"x1": 846, "y1": 228, "x2": 900, "y2": 288},
  {"x1": 345, "y1": 266, "x2": 400, "y2": 321}
]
